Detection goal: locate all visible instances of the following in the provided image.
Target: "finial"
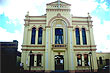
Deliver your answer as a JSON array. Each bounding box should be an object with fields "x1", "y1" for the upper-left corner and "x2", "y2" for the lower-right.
[
  {"x1": 26, "y1": 11, "x2": 29, "y2": 16},
  {"x1": 88, "y1": 12, "x2": 91, "y2": 17},
  {"x1": 58, "y1": 0, "x2": 60, "y2": 8}
]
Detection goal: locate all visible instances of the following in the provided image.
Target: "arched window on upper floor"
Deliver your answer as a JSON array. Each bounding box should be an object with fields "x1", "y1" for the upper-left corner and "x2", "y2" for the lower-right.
[
  {"x1": 38, "y1": 27, "x2": 43, "y2": 44},
  {"x1": 75, "y1": 28, "x2": 80, "y2": 45},
  {"x1": 31, "y1": 27, "x2": 36, "y2": 44},
  {"x1": 55, "y1": 28, "x2": 63, "y2": 44},
  {"x1": 82, "y1": 28, "x2": 87, "y2": 45}
]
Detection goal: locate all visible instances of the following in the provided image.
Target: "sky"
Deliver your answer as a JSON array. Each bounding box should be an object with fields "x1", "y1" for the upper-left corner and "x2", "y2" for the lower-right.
[{"x1": 0, "y1": 0, "x2": 110, "y2": 52}]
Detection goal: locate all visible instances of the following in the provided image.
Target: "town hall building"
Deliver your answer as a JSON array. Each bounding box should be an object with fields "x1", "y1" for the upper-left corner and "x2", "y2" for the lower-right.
[{"x1": 21, "y1": 0, "x2": 98, "y2": 73}]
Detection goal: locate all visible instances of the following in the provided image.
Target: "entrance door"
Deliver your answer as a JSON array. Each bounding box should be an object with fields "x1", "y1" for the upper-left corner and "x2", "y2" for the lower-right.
[{"x1": 55, "y1": 55, "x2": 64, "y2": 70}]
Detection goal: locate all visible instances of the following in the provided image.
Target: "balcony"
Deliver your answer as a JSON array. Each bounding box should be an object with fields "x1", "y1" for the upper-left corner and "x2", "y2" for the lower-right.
[{"x1": 52, "y1": 44, "x2": 67, "y2": 51}]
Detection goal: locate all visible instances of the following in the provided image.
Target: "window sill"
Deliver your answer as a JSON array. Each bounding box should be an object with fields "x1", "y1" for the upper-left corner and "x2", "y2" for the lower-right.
[
  {"x1": 27, "y1": 66, "x2": 43, "y2": 68},
  {"x1": 76, "y1": 66, "x2": 90, "y2": 68}
]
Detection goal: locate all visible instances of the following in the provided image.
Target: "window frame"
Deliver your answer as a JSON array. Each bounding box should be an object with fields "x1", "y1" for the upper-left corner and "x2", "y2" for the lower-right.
[
  {"x1": 82, "y1": 28, "x2": 87, "y2": 45},
  {"x1": 31, "y1": 27, "x2": 36, "y2": 44},
  {"x1": 38, "y1": 27, "x2": 43, "y2": 44},
  {"x1": 75, "y1": 28, "x2": 80, "y2": 45}
]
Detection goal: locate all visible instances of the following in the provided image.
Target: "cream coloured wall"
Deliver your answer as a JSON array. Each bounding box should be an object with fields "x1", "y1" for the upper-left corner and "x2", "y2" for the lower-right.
[{"x1": 21, "y1": 1, "x2": 98, "y2": 73}]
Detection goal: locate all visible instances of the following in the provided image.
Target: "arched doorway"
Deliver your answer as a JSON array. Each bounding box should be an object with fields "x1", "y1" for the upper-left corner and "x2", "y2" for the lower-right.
[{"x1": 55, "y1": 55, "x2": 64, "y2": 70}]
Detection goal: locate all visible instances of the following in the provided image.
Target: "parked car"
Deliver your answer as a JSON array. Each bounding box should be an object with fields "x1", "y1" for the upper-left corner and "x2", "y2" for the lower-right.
[{"x1": 103, "y1": 65, "x2": 109, "y2": 70}]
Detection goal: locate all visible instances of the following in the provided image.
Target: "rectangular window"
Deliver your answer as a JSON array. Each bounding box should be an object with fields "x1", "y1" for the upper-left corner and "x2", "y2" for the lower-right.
[
  {"x1": 55, "y1": 28, "x2": 63, "y2": 44},
  {"x1": 84, "y1": 54, "x2": 89, "y2": 66},
  {"x1": 75, "y1": 28, "x2": 80, "y2": 45},
  {"x1": 37, "y1": 54, "x2": 42, "y2": 66},
  {"x1": 82, "y1": 28, "x2": 87, "y2": 45},
  {"x1": 31, "y1": 28, "x2": 36, "y2": 44},
  {"x1": 30, "y1": 54, "x2": 34, "y2": 66},
  {"x1": 38, "y1": 28, "x2": 43, "y2": 44},
  {"x1": 77, "y1": 54, "x2": 82, "y2": 66}
]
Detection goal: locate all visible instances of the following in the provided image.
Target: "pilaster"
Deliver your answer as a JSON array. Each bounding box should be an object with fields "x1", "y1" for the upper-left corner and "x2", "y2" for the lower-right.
[
  {"x1": 35, "y1": 29, "x2": 38, "y2": 45},
  {"x1": 80, "y1": 30, "x2": 83, "y2": 45},
  {"x1": 45, "y1": 27, "x2": 51, "y2": 70}
]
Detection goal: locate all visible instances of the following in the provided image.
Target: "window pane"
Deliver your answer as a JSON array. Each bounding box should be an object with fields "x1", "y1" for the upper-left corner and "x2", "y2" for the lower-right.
[
  {"x1": 75, "y1": 28, "x2": 80, "y2": 45},
  {"x1": 31, "y1": 27, "x2": 36, "y2": 44},
  {"x1": 82, "y1": 28, "x2": 87, "y2": 45},
  {"x1": 38, "y1": 27, "x2": 43, "y2": 44},
  {"x1": 37, "y1": 55, "x2": 42, "y2": 66},
  {"x1": 55, "y1": 28, "x2": 63, "y2": 44},
  {"x1": 84, "y1": 54, "x2": 89, "y2": 66},
  {"x1": 77, "y1": 54, "x2": 82, "y2": 66},
  {"x1": 30, "y1": 54, "x2": 34, "y2": 66}
]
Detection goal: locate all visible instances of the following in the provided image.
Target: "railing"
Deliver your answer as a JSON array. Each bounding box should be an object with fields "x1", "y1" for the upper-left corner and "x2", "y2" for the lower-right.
[{"x1": 52, "y1": 44, "x2": 66, "y2": 48}]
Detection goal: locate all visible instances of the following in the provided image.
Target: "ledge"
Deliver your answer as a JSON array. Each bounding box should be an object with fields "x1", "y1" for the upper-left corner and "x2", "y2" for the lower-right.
[{"x1": 22, "y1": 45, "x2": 45, "y2": 47}]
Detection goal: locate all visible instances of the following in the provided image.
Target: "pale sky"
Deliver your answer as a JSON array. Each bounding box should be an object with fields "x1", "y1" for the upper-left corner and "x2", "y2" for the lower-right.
[{"x1": 0, "y1": 0, "x2": 110, "y2": 52}]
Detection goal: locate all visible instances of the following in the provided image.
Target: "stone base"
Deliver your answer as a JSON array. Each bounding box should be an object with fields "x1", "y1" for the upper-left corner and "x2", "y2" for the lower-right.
[
  {"x1": 45, "y1": 70, "x2": 51, "y2": 73},
  {"x1": 69, "y1": 70, "x2": 75, "y2": 73}
]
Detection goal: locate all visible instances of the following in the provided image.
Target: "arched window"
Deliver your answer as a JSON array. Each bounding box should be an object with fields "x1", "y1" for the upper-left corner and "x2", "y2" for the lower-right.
[
  {"x1": 38, "y1": 27, "x2": 43, "y2": 44},
  {"x1": 82, "y1": 28, "x2": 87, "y2": 45},
  {"x1": 99, "y1": 57, "x2": 103, "y2": 64},
  {"x1": 75, "y1": 28, "x2": 80, "y2": 45},
  {"x1": 31, "y1": 27, "x2": 36, "y2": 44},
  {"x1": 55, "y1": 28, "x2": 63, "y2": 44}
]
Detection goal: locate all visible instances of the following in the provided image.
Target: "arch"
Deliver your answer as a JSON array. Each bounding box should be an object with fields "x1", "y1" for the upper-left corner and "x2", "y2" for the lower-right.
[
  {"x1": 75, "y1": 25, "x2": 81, "y2": 31},
  {"x1": 31, "y1": 25, "x2": 37, "y2": 29},
  {"x1": 48, "y1": 13, "x2": 70, "y2": 26},
  {"x1": 82, "y1": 26, "x2": 87, "y2": 31}
]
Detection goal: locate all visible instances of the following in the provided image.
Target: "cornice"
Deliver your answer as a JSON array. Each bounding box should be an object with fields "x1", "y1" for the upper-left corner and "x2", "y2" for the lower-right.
[
  {"x1": 46, "y1": 9, "x2": 70, "y2": 11},
  {"x1": 29, "y1": 16, "x2": 46, "y2": 18},
  {"x1": 72, "y1": 21, "x2": 93, "y2": 23},
  {"x1": 67, "y1": 26, "x2": 73, "y2": 28},
  {"x1": 73, "y1": 45, "x2": 96, "y2": 47},
  {"x1": 73, "y1": 49, "x2": 97, "y2": 51},
  {"x1": 45, "y1": 26, "x2": 51, "y2": 28},
  {"x1": 29, "y1": 20, "x2": 46, "y2": 22},
  {"x1": 72, "y1": 16, "x2": 92, "y2": 19},
  {"x1": 22, "y1": 49, "x2": 45, "y2": 51},
  {"x1": 22, "y1": 45, "x2": 45, "y2": 47}
]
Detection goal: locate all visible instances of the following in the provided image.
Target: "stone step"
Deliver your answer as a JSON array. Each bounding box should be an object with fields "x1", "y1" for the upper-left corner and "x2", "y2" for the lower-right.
[{"x1": 50, "y1": 70, "x2": 70, "y2": 73}]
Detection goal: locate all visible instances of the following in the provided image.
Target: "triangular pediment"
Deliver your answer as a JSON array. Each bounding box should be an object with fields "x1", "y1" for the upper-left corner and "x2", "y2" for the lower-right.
[{"x1": 47, "y1": 1, "x2": 71, "y2": 6}]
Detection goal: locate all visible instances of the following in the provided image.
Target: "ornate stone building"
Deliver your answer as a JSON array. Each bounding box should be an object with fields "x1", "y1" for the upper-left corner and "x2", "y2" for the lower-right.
[{"x1": 21, "y1": 0, "x2": 98, "y2": 73}]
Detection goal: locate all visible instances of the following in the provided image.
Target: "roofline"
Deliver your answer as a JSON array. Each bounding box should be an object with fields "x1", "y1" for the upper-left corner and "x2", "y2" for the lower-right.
[{"x1": 46, "y1": 1, "x2": 71, "y2": 6}]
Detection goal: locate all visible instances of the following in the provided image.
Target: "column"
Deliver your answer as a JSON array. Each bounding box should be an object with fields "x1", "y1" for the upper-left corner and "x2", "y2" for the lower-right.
[
  {"x1": 41, "y1": 55, "x2": 43, "y2": 67},
  {"x1": 86, "y1": 30, "x2": 90, "y2": 45},
  {"x1": 52, "y1": 28, "x2": 55, "y2": 44},
  {"x1": 45, "y1": 28, "x2": 50, "y2": 71},
  {"x1": 34, "y1": 55, "x2": 37, "y2": 66},
  {"x1": 82, "y1": 55, "x2": 84, "y2": 66},
  {"x1": 28, "y1": 29, "x2": 32, "y2": 45},
  {"x1": 35, "y1": 28, "x2": 38, "y2": 45},
  {"x1": 73, "y1": 29, "x2": 75, "y2": 45},
  {"x1": 68, "y1": 27, "x2": 74, "y2": 71},
  {"x1": 42, "y1": 29, "x2": 45, "y2": 45},
  {"x1": 80, "y1": 29, "x2": 83, "y2": 45}
]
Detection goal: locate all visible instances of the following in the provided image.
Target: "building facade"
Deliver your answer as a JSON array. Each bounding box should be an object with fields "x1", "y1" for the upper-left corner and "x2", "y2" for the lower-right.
[
  {"x1": 96, "y1": 52, "x2": 110, "y2": 69},
  {"x1": 1, "y1": 40, "x2": 18, "y2": 73},
  {"x1": 21, "y1": 1, "x2": 98, "y2": 73}
]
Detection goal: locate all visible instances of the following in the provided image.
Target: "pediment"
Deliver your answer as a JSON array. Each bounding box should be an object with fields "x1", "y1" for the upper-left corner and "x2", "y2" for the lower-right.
[{"x1": 47, "y1": 1, "x2": 71, "y2": 6}]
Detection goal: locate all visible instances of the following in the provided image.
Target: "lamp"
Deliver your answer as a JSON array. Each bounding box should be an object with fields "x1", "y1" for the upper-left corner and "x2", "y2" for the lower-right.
[{"x1": 89, "y1": 52, "x2": 92, "y2": 72}]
